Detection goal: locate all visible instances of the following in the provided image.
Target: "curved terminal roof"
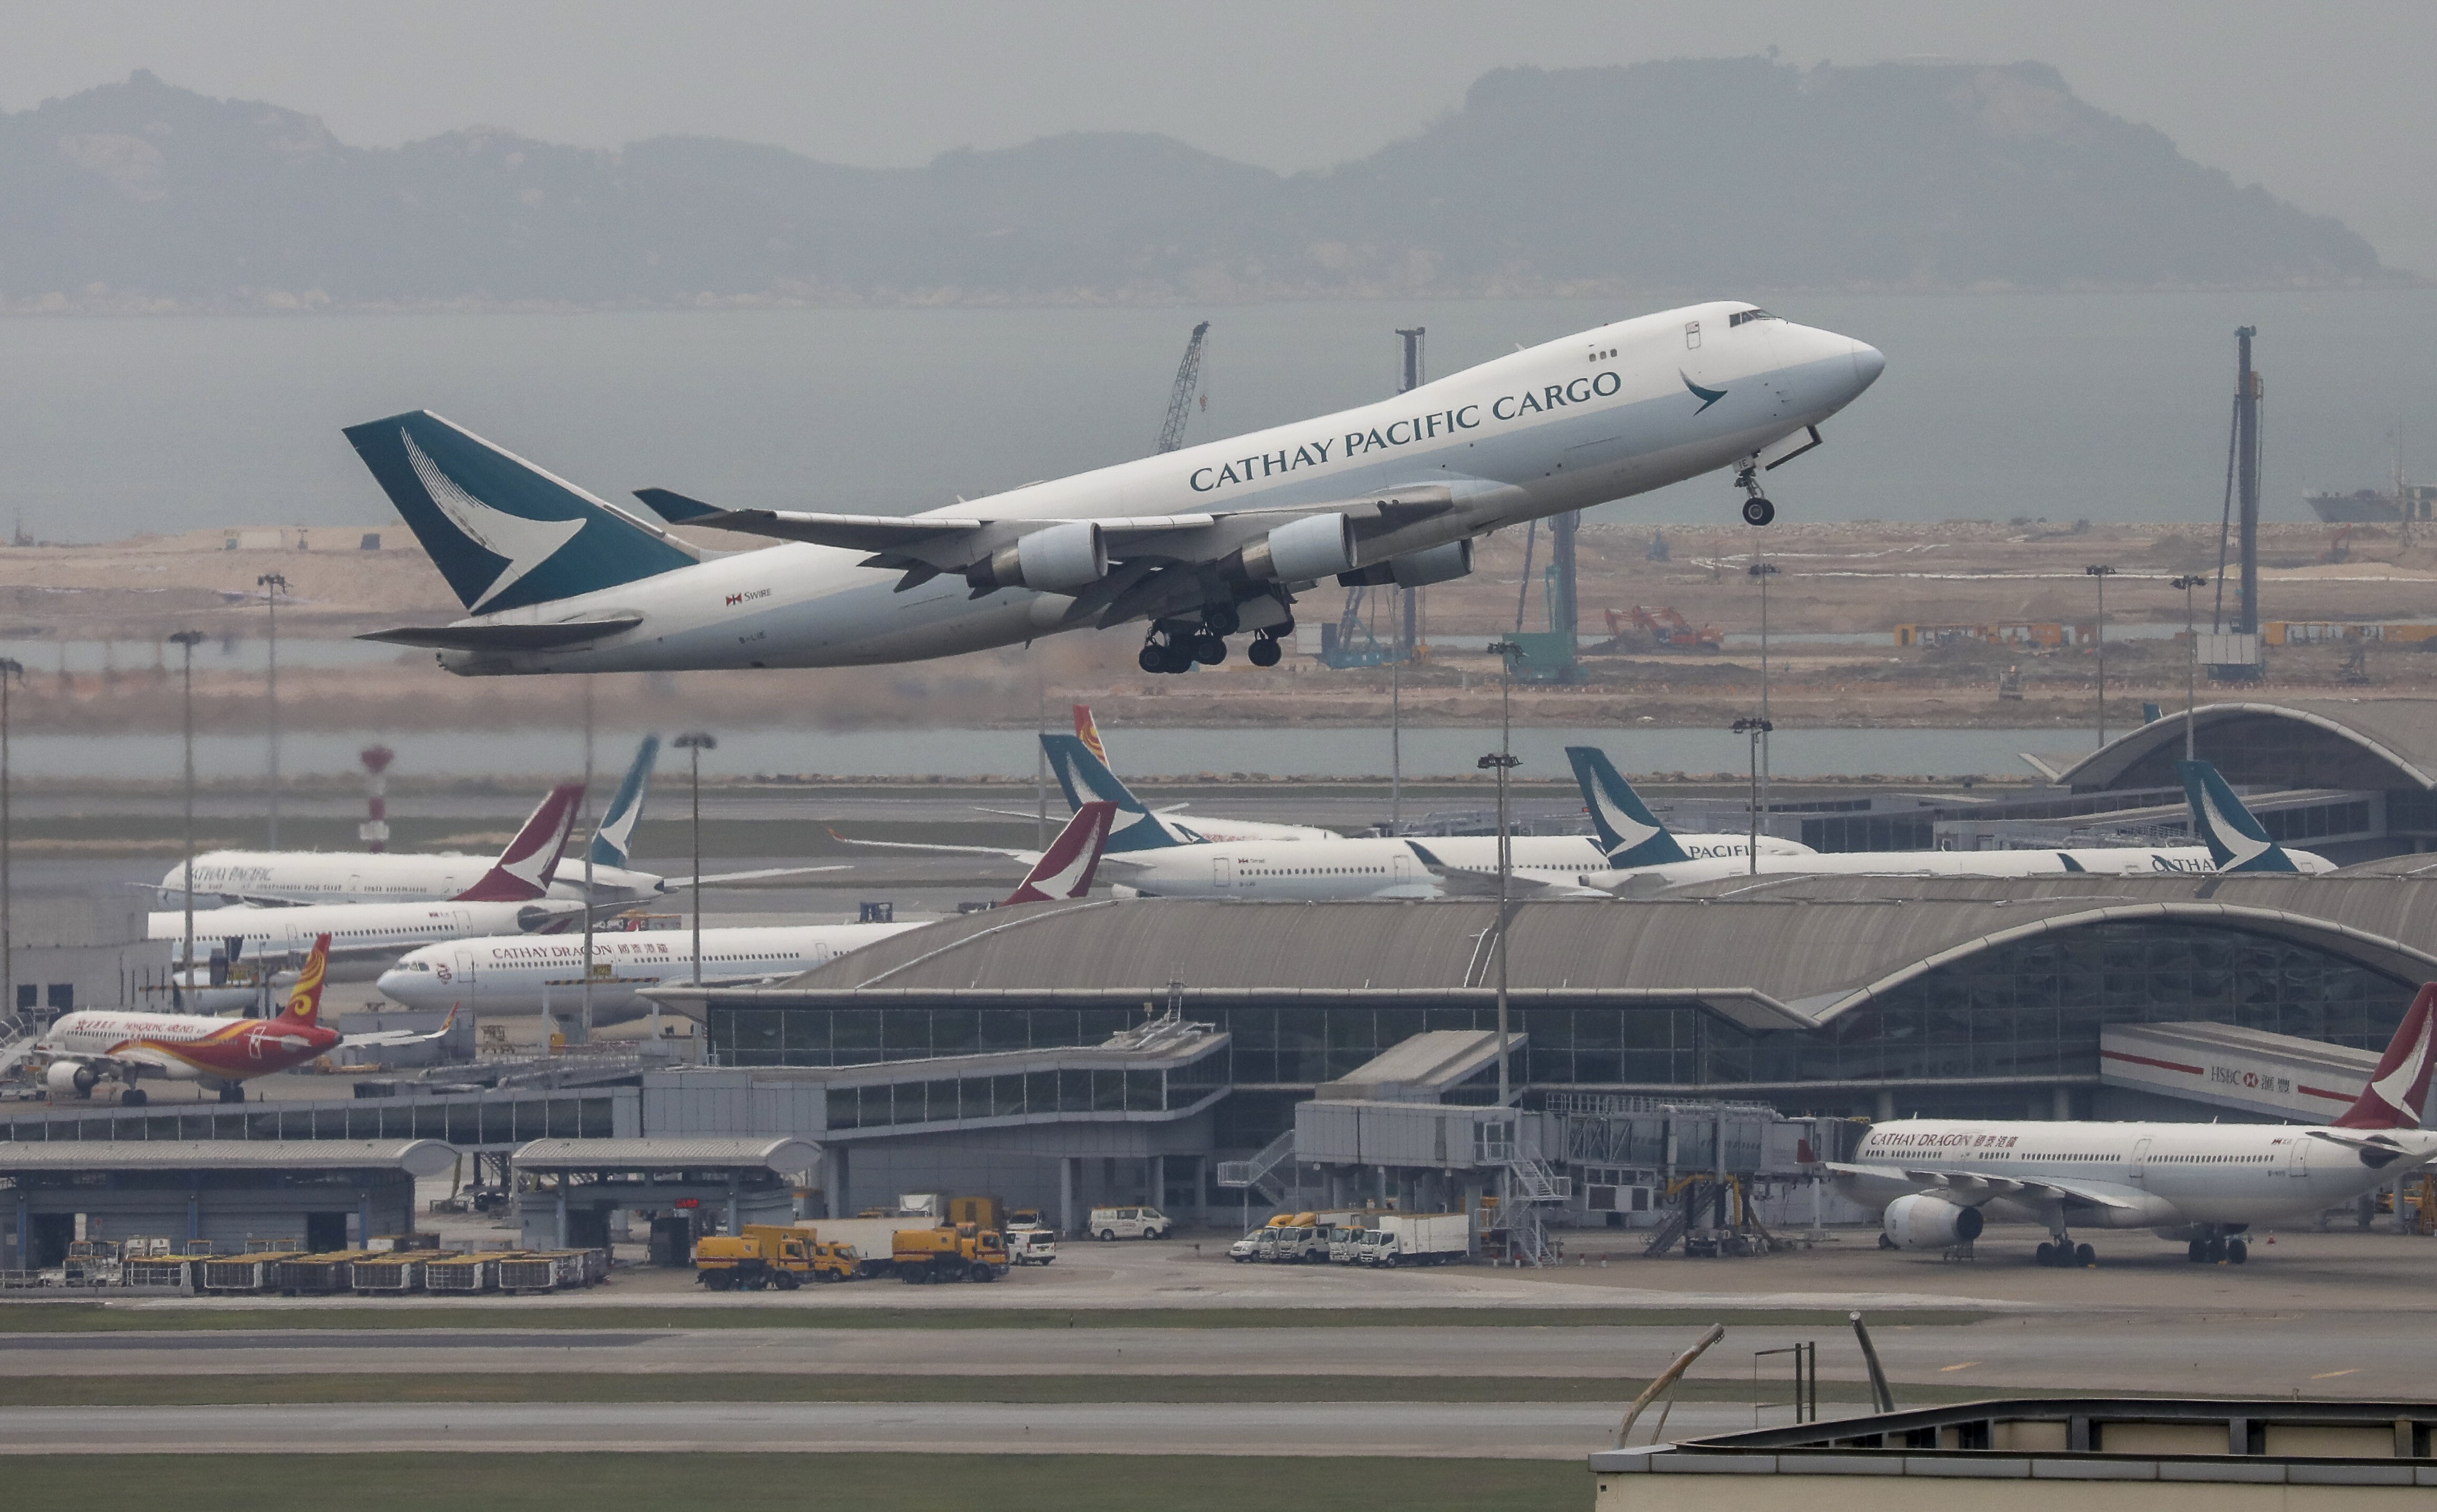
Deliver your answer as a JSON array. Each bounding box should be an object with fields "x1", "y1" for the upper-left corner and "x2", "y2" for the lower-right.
[
  {"x1": 686, "y1": 878, "x2": 2437, "y2": 1030},
  {"x1": 0, "y1": 1139, "x2": 458, "y2": 1177},
  {"x1": 510, "y1": 1137, "x2": 819, "y2": 1172},
  {"x1": 2052, "y1": 697, "x2": 2437, "y2": 791}
]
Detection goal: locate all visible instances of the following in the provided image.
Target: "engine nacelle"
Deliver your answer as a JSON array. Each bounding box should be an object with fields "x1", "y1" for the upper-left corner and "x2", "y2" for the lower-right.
[
  {"x1": 965, "y1": 521, "x2": 1109, "y2": 595},
  {"x1": 1881, "y1": 1193, "x2": 1985, "y2": 1252},
  {"x1": 1222, "y1": 513, "x2": 1356, "y2": 585},
  {"x1": 1339, "y1": 539, "x2": 1474, "y2": 590},
  {"x1": 45, "y1": 1060, "x2": 97, "y2": 1097}
]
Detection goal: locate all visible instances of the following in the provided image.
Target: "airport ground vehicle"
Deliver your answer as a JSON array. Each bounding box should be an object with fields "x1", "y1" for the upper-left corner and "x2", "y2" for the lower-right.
[
  {"x1": 891, "y1": 1225, "x2": 1009, "y2": 1283},
  {"x1": 1356, "y1": 1213, "x2": 1472, "y2": 1266},
  {"x1": 1326, "y1": 1218, "x2": 1375, "y2": 1263},
  {"x1": 1088, "y1": 1205, "x2": 1173, "y2": 1240},
  {"x1": 1005, "y1": 1229, "x2": 1058, "y2": 1265},
  {"x1": 1262, "y1": 1221, "x2": 1330, "y2": 1263},
  {"x1": 1229, "y1": 1218, "x2": 1289, "y2": 1262},
  {"x1": 692, "y1": 1226, "x2": 859, "y2": 1290}
]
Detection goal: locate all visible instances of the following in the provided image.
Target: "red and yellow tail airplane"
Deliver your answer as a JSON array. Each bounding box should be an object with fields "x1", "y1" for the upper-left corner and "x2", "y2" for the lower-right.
[{"x1": 30, "y1": 936, "x2": 457, "y2": 1107}]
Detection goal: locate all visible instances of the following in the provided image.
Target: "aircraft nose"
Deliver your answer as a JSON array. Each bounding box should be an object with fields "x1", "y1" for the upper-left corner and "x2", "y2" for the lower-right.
[{"x1": 1848, "y1": 340, "x2": 1887, "y2": 392}]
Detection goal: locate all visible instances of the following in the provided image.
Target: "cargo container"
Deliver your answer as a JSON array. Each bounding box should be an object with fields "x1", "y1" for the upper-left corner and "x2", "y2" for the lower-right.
[
  {"x1": 277, "y1": 1251, "x2": 381, "y2": 1295},
  {"x1": 352, "y1": 1255, "x2": 428, "y2": 1294},
  {"x1": 424, "y1": 1251, "x2": 524, "y2": 1293},
  {"x1": 199, "y1": 1252, "x2": 307, "y2": 1294}
]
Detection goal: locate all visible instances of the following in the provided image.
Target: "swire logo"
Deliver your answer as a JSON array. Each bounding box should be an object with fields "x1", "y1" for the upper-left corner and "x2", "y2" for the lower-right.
[{"x1": 724, "y1": 588, "x2": 772, "y2": 607}]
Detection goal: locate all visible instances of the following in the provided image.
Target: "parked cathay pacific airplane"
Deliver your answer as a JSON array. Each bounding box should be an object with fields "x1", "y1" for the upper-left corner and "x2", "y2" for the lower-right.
[
  {"x1": 162, "y1": 742, "x2": 838, "y2": 908},
  {"x1": 1553, "y1": 751, "x2": 2330, "y2": 893},
  {"x1": 345, "y1": 303, "x2": 1881, "y2": 676},
  {"x1": 378, "y1": 801, "x2": 1120, "y2": 1022},
  {"x1": 1830, "y1": 984, "x2": 2437, "y2": 1267},
  {"x1": 1042, "y1": 706, "x2": 1334, "y2": 846}
]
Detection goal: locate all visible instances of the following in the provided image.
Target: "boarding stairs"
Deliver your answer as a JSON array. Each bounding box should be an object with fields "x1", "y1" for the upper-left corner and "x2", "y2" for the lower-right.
[
  {"x1": 0, "y1": 1015, "x2": 44, "y2": 1080},
  {"x1": 1216, "y1": 1130, "x2": 1297, "y2": 1206}
]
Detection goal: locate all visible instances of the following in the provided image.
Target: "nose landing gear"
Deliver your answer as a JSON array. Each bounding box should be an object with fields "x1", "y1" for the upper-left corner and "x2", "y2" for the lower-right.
[{"x1": 1734, "y1": 463, "x2": 1776, "y2": 527}]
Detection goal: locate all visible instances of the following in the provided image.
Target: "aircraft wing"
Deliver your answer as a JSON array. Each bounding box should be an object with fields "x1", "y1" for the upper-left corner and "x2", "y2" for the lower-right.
[
  {"x1": 1401, "y1": 844, "x2": 1602, "y2": 899},
  {"x1": 1824, "y1": 1160, "x2": 2148, "y2": 1212},
  {"x1": 670, "y1": 865, "x2": 852, "y2": 889},
  {"x1": 828, "y1": 830, "x2": 1038, "y2": 864},
  {"x1": 337, "y1": 1006, "x2": 460, "y2": 1051}
]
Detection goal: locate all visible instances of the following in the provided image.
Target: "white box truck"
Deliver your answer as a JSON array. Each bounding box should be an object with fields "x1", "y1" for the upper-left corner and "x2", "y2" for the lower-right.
[{"x1": 1358, "y1": 1213, "x2": 1470, "y2": 1267}]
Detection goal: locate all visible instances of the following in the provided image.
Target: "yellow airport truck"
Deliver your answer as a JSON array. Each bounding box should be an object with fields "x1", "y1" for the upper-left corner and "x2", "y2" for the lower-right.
[
  {"x1": 889, "y1": 1224, "x2": 1009, "y2": 1284},
  {"x1": 694, "y1": 1226, "x2": 860, "y2": 1290}
]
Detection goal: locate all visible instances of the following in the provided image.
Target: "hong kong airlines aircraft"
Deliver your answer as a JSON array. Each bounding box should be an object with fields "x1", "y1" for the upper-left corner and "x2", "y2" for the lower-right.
[
  {"x1": 1829, "y1": 986, "x2": 2437, "y2": 1268},
  {"x1": 346, "y1": 302, "x2": 1881, "y2": 675},
  {"x1": 28, "y1": 937, "x2": 456, "y2": 1106}
]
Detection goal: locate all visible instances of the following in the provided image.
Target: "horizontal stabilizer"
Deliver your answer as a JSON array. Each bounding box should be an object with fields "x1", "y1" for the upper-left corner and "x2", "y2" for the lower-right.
[{"x1": 359, "y1": 615, "x2": 643, "y2": 652}]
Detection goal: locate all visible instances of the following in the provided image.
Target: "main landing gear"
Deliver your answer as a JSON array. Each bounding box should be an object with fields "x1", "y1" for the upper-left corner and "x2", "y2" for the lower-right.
[
  {"x1": 2034, "y1": 1233, "x2": 2096, "y2": 1267},
  {"x1": 1735, "y1": 462, "x2": 1776, "y2": 527},
  {"x1": 1139, "y1": 609, "x2": 1292, "y2": 675},
  {"x1": 2185, "y1": 1233, "x2": 2249, "y2": 1265}
]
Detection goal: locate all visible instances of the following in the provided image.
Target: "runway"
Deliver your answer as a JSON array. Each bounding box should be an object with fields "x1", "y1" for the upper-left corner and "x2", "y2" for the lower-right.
[
  {"x1": 2, "y1": 1313, "x2": 2421, "y2": 1395},
  {"x1": 0, "y1": 1400, "x2": 1706, "y2": 1458}
]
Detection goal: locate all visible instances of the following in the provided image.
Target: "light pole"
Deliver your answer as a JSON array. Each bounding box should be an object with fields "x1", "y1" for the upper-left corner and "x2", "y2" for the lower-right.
[
  {"x1": 256, "y1": 574, "x2": 287, "y2": 847},
  {"x1": 675, "y1": 732, "x2": 717, "y2": 991},
  {"x1": 1480, "y1": 640, "x2": 1521, "y2": 1107},
  {"x1": 0, "y1": 657, "x2": 20, "y2": 1021},
  {"x1": 2084, "y1": 564, "x2": 2117, "y2": 747},
  {"x1": 1747, "y1": 558, "x2": 1779, "y2": 843},
  {"x1": 2172, "y1": 574, "x2": 2209, "y2": 761},
  {"x1": 1733, "y1": 717, "x2": 1773, "y2": 874},
  {"x1": 169, "y1": 629, "x2": 206, "y2": 1006},
  {"x1": 579, "y1": 679, "x2": 596, "y2": 1045}
]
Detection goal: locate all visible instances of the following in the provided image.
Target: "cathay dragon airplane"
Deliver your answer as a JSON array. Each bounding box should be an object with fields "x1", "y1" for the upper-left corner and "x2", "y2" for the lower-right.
[
  {"x1": 27, "y1": 936, "x2": 457, "y2": 1105},
  {"x1": 378, "y1": 801, "x2": 1119, "y2": 1022},
  {"x1": 163, "y1": 745, "x2": 835, "y2": 908},
  {"x1": 1830, "y1": 985, "x2": 2437, "y2": 1267},
  {"x1": 1539, "y1": 752, "x2": 2330, "y2": 894},
  {"x1": 345, "y1": 303, "x2": 1882, "y2": 675}
]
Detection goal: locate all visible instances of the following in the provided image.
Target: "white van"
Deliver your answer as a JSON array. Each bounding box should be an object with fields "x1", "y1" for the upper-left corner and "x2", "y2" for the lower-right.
[{"x1": 1087, "y1": 1205, "x2": 1173, "y2": 1240}]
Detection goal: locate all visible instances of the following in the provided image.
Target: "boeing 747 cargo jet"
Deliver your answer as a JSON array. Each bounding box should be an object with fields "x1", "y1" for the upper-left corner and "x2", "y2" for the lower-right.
[{"x1": 346, "y1": 303, "x2": 1881, "y2": 675}]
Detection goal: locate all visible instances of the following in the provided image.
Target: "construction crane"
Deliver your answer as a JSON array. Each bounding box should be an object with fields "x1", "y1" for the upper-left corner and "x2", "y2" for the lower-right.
[{"x1": 1152, "y1": 321, "x2": 1211, "y2": 455}]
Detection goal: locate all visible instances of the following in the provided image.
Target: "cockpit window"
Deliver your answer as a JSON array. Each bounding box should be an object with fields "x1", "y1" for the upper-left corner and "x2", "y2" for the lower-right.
[{"x1": 1729, "y1": 308, "x2": 1778, "y2": 327}]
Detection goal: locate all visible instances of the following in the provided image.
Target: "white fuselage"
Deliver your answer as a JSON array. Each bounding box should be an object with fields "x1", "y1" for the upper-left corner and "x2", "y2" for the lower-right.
[
  {"x1": 1835, "y1": 1118, "x2": 2437, "y2": 1234},
  {"x1": 1592, "y1": 844, "x2": 2333, "y2": 890},
  {"x1": 430, "y1": 302, "x2": 1879, "y2": 674},
  {"x1": 149, "y1": 898, "x2": 584, "y2": 980},
  {"x1": 160, "y1": 851, "x2": 665, "y2": 907},
  {"x1": 377, "y1": 922, "x2": 921, "y2": 1023},
  {"x1": 1162, "y1": 816, "x2": 1338, "y2": 844},
  {"x1": 1111, "y1": 832, "x2": 1803, "y2": 900}
]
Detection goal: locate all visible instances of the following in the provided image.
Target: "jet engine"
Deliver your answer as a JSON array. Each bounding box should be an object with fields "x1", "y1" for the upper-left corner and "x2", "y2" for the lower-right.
[
  {"x1": 44, "y1": 1060, "x2": 98, "y2": 1098},
  {"x1": 964, "y1": 521, "x2": 1110, "y2": 596},
  {"x1": 1221, "y1": 513, "x2": 1356, "y2": 585},
  {"x1": 1881, "y1": 1193, "x2": 1985, "y2": 1252},
  {"x1": 1338, "y1": 539, "x2": 1473, "y2": 590}
]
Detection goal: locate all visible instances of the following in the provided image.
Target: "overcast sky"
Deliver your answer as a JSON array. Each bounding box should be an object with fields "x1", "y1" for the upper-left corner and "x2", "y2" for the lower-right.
[{"x1": 4, "y1": 0, "x2": 2433, "y2": 274}]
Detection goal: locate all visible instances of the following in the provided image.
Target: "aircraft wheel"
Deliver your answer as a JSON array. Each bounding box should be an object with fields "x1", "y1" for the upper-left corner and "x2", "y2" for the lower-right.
[
  {"x1": 120, "y1": 1087, "x2": 147, "y2": 1108},
  {"x1": 2187, "y1": 1239, "x2": 2206, "y2": 1263},
  {"x1": 1742, "y1": 496, "x2": 1776, "y2": 527},
  {"x1": 1203, "y1": 602, "x2": 1241, "y2": 636},
  {"x1": 1247, "y1": 636, "x2": 1282, "y2": 668},
  {"x1": 1192, "y1": 632, "x2": 1227, "y2": 666},
  {"x1": 218, "y1": 1084, "x2": 246, "y2": 1104},
  {"x1": 2074, "y1": 1243, "x2": 2096, "y2": 1267},
  {"x1": 1138, "y1": 643, "x2": 1166, "y2": 674},
  {"x1": 1159, "y1": 642, "x2": 1197, "y2": 675},
  {"x1": 2034, "y1": 1242, "x2": 2056, "y2": 1266},
  {"x1": 2227, "y1": 1239, "x2": 2248, "y2": 1265}
]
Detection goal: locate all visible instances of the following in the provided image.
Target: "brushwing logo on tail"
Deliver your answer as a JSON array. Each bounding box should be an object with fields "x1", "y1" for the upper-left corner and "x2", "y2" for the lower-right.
[
  {"x1": 1588, "y1": 783, "x2": 1663, "y2": 860},
  {"x1": 402, "y1": 431, "x2": 584, "y2": 612}
]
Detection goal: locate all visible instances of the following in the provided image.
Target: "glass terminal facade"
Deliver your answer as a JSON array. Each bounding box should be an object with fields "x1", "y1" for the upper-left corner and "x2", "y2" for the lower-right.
[{"x1": 706, "y1": 923, "x2": 2412, "y2": 1113}]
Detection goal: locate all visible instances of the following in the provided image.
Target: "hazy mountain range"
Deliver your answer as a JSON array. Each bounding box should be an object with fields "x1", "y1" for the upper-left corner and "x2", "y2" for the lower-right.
[{"x1": 0, "y1": 61, "x2": 2395, "y2": 311}]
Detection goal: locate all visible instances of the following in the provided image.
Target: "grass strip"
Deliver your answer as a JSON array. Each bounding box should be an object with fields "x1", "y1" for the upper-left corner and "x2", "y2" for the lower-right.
[
  {"x1": 0, "y1": 1302, "x2": 1991, "y2": 1333},
  {"x1": 0, "y1": 1373, "x2": 2125, "y2": 1409},
  {"x1": 0, "y1": 1453, "x2": 1581, "y2": 1511}
]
